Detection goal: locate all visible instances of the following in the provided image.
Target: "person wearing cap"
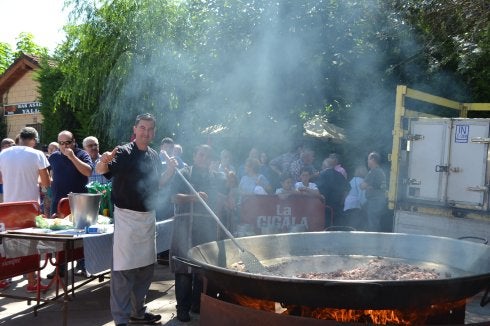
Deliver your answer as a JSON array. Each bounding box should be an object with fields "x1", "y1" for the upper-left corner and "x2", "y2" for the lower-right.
[{"x1": 0, "y1": 127, "x2": 51, "y2": 292}]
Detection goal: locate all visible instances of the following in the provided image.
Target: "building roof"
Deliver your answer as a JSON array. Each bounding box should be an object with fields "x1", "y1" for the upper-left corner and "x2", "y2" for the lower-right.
[{"x1": 0, "y1": 53, "x2": 41, "y2": 99}]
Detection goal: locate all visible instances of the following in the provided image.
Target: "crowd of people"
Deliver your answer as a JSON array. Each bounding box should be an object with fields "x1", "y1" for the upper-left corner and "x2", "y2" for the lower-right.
[
  {"x1": 0, "y1": 113, "x2": 388, "y2": 325},
  {"x1": 143, "y1": 127, "x2": 387, "y2": 322},
  {"x1": 200, "y1": 143, "x2": 387, "y2": 232},
  {"x1": 0, "y1": 130, "x2": 110, "y2": 290}
]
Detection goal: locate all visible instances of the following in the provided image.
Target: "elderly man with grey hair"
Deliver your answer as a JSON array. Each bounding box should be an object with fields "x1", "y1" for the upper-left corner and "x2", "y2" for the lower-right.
[
  {"x1": 83, "y1": 136, "x2": 110, "y2": 184},
  {"x1": 289, "y1": 148, "x2": 319, "y2": 182}
]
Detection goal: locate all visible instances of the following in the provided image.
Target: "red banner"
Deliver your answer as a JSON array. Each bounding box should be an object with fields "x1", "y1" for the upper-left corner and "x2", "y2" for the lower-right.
[
  {"x1": 240, "y1": 194, "x2": 326, "y2": 234},
  {"x1": 0, "y1": 255, "x2": 40, "y2": 279}
]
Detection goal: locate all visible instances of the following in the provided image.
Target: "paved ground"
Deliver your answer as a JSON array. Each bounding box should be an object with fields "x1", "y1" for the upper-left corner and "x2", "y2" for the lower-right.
[
  {"x1": 0, "y1": 262, "x2": 489, "y2": 325},
  {"x1": 0, "y1": 262, "x2": 199, "y2": 326}
]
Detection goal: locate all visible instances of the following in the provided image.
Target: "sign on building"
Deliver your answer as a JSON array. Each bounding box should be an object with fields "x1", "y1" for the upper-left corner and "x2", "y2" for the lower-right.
[{"x1": 3, "y1": 102, "x2": 42, "y2": 115}]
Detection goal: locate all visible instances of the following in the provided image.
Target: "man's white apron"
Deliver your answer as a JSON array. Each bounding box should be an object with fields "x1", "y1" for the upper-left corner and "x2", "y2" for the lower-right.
[{"x1": 113, "y1": 206, "x2": 156, "y2": 271}]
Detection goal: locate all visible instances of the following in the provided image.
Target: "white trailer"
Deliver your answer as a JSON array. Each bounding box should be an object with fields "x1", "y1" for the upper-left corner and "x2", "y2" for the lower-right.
[{"x1": 389, "y1": 86, "x2": 490, "y2": 241}]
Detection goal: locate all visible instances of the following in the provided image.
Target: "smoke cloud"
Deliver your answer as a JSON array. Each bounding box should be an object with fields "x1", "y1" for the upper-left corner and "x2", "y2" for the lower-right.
[{"x1": 100, "y1": 0, "x2": 469, "y2": 167}]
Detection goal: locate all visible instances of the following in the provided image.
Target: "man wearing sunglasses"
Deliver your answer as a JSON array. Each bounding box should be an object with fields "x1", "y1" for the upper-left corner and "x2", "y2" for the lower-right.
[
  {"x1": 47, "y1": 130, "x2": 93, "y2": 279},
  {"x1": 49, "y1": 130, "x2": 93, "y2": 216}
]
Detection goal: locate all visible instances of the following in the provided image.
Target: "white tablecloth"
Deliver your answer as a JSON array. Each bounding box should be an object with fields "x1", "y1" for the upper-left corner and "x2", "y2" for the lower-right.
[
  {"x1": 1, "y1": 218, "x2": 174, "y2": 275},
  {"x1": 84, "y1": 218, "x2": 173, "y2": 274}
]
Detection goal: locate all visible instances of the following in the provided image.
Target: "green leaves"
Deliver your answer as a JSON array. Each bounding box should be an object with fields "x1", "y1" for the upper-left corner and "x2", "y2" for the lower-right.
[
  {"x1": 0, "y1": 33, "x2": 48, "y2": 75},
  {"x1": 0, "y1": 42, "x2": 14, "y2": 74},
  {"x1": 34, "y1": 0, "x2": 490, "y2": 159}
]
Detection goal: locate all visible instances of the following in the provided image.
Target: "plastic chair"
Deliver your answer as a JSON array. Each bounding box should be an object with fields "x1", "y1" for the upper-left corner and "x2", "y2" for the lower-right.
[
  {"x1": 0, "y1": 200, "x2": 40, "y2": 229},
  {"x1": 0, "y1": 201, "x2": 44, "y2": 302},
  {"x1": 57, "y1": 197, "x2": 71, "y2": 217}
]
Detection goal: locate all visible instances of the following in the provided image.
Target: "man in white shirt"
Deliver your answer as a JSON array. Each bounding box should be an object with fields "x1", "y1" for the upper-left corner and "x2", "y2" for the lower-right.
[
  {"x1": 0, "y1": 127, "x2": 50, "y2": 292},
  {"x1": 0, "y1": 127, "x2": 50, "y2": 202}
]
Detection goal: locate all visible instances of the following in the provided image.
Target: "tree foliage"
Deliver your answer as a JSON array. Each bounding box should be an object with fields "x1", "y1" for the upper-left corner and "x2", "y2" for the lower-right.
[
  {"x1": 36, "y1": 0, "x2": 490, "y2": 162},
  {"x1": 37, "y1": 57, "x2": 80, "y2": 143},
  {"x1": 14, "y1": 32, "x2": 48, "y2": 59},
  {"x1": 392, "y1": 0, "x2": 490, "y2": 101},
  {"x1": 0, "y1": 33, "x2": 47, "y2": 75},
  {"x1": 0, "y1": 43, "x2": 14, "y2": 74}
]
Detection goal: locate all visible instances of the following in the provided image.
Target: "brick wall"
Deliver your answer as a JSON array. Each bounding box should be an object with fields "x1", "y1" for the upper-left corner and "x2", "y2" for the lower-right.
[
  {"x1": 3, "y1": 71, "x2": 44, "y2": 140},
  {"x1": 6, "y1": 71, "x2": 40, "y2": 103}
]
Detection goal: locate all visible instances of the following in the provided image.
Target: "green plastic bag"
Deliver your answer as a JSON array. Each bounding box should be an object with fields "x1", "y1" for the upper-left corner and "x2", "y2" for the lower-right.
[{"x1": 86, "y1": 181, "x2": 113, "y2": 218}]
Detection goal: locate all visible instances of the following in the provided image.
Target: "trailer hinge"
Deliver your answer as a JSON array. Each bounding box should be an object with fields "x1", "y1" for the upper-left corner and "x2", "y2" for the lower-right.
[
  {"x1": 406, "y1": 134, "x2": 424, "y2": 141},
  {"x1": 449, "y1": 166, "x2": 462, "y2": 173},
  {"x1": 466, "y1": 185, "x2": 488, "y2": 192},
  {"x1": 471, "y1": 137, "x2": 490, "y2": 144},
  {"x1": 435, "y1": 165, "x2": 449, "y2": 172},
  {"x1": 407, "y1": 178, "x2": 421, "y2": 185}
]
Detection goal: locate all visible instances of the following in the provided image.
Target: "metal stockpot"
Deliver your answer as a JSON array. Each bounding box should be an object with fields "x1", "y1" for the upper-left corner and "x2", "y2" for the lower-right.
[{"x1": 68, "y1": 193, "x2": 102, "y2": 229}]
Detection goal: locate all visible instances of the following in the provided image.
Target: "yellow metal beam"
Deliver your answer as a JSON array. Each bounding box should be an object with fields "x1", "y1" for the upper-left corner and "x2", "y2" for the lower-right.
[
  {"x1": 405, "y1": 88, "x2": 461, "y2": 111},
  {"x1": 404, "y1": 109, "x2": 440, "y2": 118},
  {"x1": 464, "y1": 103, "x2": 490, "y2": 111},
  {"x1": 388, "y1": 85, "x2": 407, "y2": 209}
]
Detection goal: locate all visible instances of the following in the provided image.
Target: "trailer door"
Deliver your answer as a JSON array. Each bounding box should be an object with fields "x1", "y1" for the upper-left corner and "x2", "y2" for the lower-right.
[
  {"x1": 406, "y1": 118, "x2": 451, "y2": 203},
  {"x1": 446, "y1": 119, "x2": 489, "y2": 209}
]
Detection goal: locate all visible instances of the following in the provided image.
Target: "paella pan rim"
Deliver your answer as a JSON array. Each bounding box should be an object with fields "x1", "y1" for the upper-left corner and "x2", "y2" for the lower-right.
[{"x1": 184, "y1": 231, "x2": 490, "y2": 309}]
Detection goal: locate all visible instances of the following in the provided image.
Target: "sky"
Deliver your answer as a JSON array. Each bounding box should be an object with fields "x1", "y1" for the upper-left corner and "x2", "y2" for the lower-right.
[{"x1": 0, "y1": 0, "x2": 69, "y2": 53}]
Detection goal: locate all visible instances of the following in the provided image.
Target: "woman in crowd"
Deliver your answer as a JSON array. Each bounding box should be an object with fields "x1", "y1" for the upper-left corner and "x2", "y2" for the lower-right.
[
  {"x1": 239, "y1": 157, "x2": 271, "y2": 195},
  {"x1": 343, "y1": 165, "x2": 367, "y2": 229}
]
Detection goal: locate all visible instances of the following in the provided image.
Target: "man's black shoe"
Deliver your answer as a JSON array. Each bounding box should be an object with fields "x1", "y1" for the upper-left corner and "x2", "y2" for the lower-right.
[
  {"x1": 177, "y1": 310, "x2": 191, "y2": 322},
  {"x1": 46, "y1": 270, "x2": 65, "y2": 279},
  {"x1": 129, "y1": 312, "x2": 161, "y2": 324}
]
